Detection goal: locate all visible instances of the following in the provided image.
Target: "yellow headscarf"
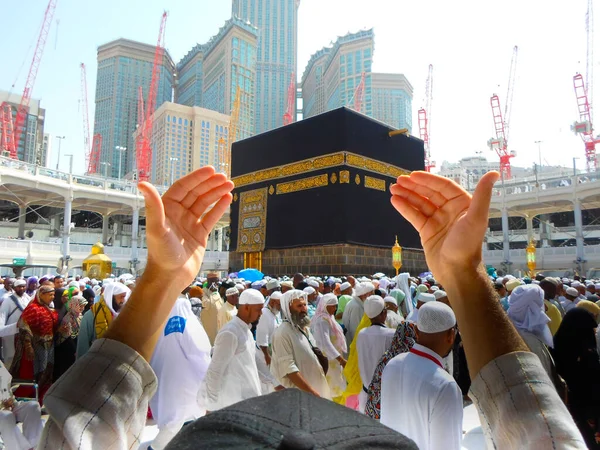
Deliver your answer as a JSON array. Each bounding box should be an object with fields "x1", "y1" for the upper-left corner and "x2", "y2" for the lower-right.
[{"x1": 337, "y1": 313, "x2": 372, "y2": 405}]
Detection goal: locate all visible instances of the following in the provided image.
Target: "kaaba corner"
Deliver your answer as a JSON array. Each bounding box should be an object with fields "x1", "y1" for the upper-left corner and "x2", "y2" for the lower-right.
[{"x1": 229, "y1": 107, "x2": 428, "y2": 276}]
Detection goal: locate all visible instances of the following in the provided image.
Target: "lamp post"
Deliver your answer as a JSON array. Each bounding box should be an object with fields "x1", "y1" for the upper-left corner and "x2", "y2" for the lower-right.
[
  {"x1": 573, "y1": 157, "x2": 579, "y2": 177},
  {"x1": 115, "y1": 146, "x2": 126, "y2": 179},
  {"x1": 169, "y1": 157, "x2": 179, "y2": 185},
  {"x1": 392, "y1": 236, "x2": 403, "y2": 276},
  {"x1": 100, "y1": 162, "x2": 111, "y2": 179},
  {"x1": 534, "y1": 140, "x2": 543, "y2": 173},
  {"x1": 64, "y1": 154, "x2": 73, "y2": 175},
  {"x1": 526, "y1": 240, "x2": 536, "y2": 278},
  {"x1": 55, "y1": 136, "x2": 66, "y2": 170}
]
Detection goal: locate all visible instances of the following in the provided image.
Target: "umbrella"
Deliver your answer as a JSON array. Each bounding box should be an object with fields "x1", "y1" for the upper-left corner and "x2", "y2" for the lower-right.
[
  {"x1": 419, "y1": 272, "x2": 432, "y2": 278},
  {"x1": 238, "y1": 268, "x2": 264, "y2": 283}
]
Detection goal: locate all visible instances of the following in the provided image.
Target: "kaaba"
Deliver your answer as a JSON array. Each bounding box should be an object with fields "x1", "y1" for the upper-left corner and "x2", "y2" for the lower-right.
[{"x1": 229, "y1": 107, "x2": 428, "y2": 276}]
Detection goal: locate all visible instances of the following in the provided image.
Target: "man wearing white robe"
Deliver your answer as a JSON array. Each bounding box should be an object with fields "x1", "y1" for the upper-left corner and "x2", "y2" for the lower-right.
[
  {"x1": 357, "y1": 296, "x2": 396, "y2": 413},
  {"x1": 342, "y1": 282, "x2": 374, "y2": 347},
  {"x1": 0, "y1": 279, "x2": 30, "y2": 367},
  {"x1": 560, "y1": 287, "x2": 580, "y2": 314},
  {"x1": 271, "y1": 290, "x2": 330, "y2": 399},
  {"x1": 406, "y1": 292, "x2": 435, "y2": 324},
  {"x1": 205, "y1": 289, "x2": 266, "y2": 411},
  {"x1": 381, "y1": 302, "x2": 462, "y2": 450},
  {"x1": 256, "y1": 291, "x2": 282, "y2": 367},
  {"x1": 217, "y1": 287, "x2": 238, "y2": 332},
  {"x1": 384, "y1": 296, "x2": 404, "y2": 329},
  {"x1": 149, "y1": 296, "x2": 212, "y2": 450}
]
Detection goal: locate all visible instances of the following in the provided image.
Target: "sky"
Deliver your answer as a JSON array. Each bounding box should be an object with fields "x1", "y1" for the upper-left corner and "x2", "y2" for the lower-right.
[{"x1": 0, "y1": 0, "x2": 595, "y2": 175}]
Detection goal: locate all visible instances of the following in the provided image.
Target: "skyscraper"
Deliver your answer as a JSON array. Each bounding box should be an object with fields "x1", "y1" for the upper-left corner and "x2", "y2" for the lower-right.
[
  {"x1": 371, "y1": 73, "x2": 413, "y2": 132},
  {"x1": 93, "y1": 39, "x2": 175, "y2": 178},
  {"x1": 232, "y1": 0, "x2": 300, "y2": 133}
]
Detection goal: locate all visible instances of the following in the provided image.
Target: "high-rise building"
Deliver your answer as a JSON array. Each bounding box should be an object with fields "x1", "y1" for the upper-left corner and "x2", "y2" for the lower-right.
[
  {"x1": 301, "y1": 30, "x2": 413, "y2": 132},
  {"x1": 371, "y1": 73, "x2": 413, "y2": 132},
  {"x1": 41, "y1": 133, "x2": 52, "y2": 168},
  {"x1": 176, "y1": 18, "x2": 258, "y2": 139},
  {"x1": 93, "y1": 39, "x2": 175, "y2": 179},
  {"x1": 301, "y1": 30, "x2": 374, "y2": 119},
  {"x1": 145, "y1": 101, "x2": 230, "y2": 185},
  {"x1": 0, "y1": 90, "x2": 45, "y2": 165},
  {"x1": 232, "y1": 0, "x2": 300, "y2": 133}
]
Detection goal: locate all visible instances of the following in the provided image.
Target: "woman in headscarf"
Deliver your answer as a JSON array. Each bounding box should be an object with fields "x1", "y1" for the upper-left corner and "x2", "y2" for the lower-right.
[
  {"x1": 25, "y1": 276, "x2": 38, "y2": 298},
  {"x1": 389, "y1": 289, "x2": 408, "y2": 319},
  {"x1": 310, "y1": 293, "x2": 347, "y2": 402},
  {"x1": 552, "y1": 308, "x2": 600, "y2": 448},
  {"x1": 11, "y1": 284, "x2": 58, "y2": 404},
  {"x1": 54, "y1": 294, "x2": 87, "y2": 381},
  {"x1": 364, "y1": 321, "x2": 416, "y2": 419}
]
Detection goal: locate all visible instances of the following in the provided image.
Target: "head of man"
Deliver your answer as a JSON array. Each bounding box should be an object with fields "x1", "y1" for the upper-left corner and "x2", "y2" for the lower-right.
[
  {"x1": 416, "y1": 292, "x2": 435, "y2": 309},
  {"x1": 38, "y1": 285, "x2": 55, "y2": 306},
  {"x1": 293, "y1": 273, "x2": 304, "y2": 289},
  {"x1": 355, "y1": 282, "x2": 375, "y2": 301},
  {"x1": 266, "y1": 279, "x2": 281, "y2": 296},
  {"x1": 303, "y1": 287, "x2": 317, "y2": 305},
  {"x1": 538, "y1": 279, "x2": 557, "y2": 301},
  {"x1": 323, "y1": 281, "x2": 333, "y2": 294},
  {"x1": 317, "y1": 281, "x2": 325, "y2": 294},
  {"x1": 109, "y1": 283, "x2": 130, "y2": 313},
  {"x1": 347, "y1": 276, "x2": 356, "y2": 288},
  {"x1": 576, "y1": 285, "x2": 586, "y2": 297},
  {"x1": 384, "y1": 296, "x2": 399, "y2": 314},
  {"x1": 416, "y1": 302, "x2": 457, "y2": 358},
  {"x1": 281, "y1": 280, "x2": 293, "y2": 293},
  {"x1": 53, "y1": 275, "x2": 64, "y2": 289},
  {"x1": 587, "y1": 284, "x2": 596, "y2": 295},
  {"x1": 237, "y1": 290, "x2": 264, "y2": 324},
  {"x1": 324, "y1": 295, "x2": 338, "y2": 316},
  {"x1": 13, "y1": 279, "x2": 27, "y2": 297},
  {"x1": 339, "y1": 282, "x2": 353, "y2": 296},
  {"x1": 225, "y1": 287, "x2": 240, "y2": 307},
  {"x1": 494, "y1": 282, "x2": 507, "y2": 298},
  {"x1": 282, "y1": 290, "x2": 310, "y2": 329},
  {"x1": 565, "y1": 287, "x2": 579, "y2": 302},
  {"x1": 364, "y1": 295, "x2": 387, "y2": 325},
  {"x1": 433, "y1": 290, "x2": 450, "y2": 307},
  {"x1": 268, "y1": 291, "x2": 282, "y2": 313}
]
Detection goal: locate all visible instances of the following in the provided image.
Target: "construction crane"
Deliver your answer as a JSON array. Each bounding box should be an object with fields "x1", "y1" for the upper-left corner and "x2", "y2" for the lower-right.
[
  {"x1": 348, "y1": 72, "x2": 366, "y2": 113},
  {"x1": 283, "y1": 72, "x2": 296, "y2": 126},
  {"x1": 80, "y1": 63, "x2": 102, "y2": 174},
  {"x1": 6, "y1": 0, "x2": 58, "y2": 159},
  {"x1": 135, "y1": 11, "x2": 167, "y2": 182},
  {"x1": 488, "y1": 45, "x2": 518, "y2": 180},
  {"x1": 218, "y1": 87, "x2": 241, "y2": 178},
  {"x1": 0, "y1": 104, "x2": 15, "y2": 156},
  {"x1": 418, "y1": 64, "x2": 434, "y2": 172},
  {"x1": 572, "y1": 0, "x2": 599, "y2": 172}
]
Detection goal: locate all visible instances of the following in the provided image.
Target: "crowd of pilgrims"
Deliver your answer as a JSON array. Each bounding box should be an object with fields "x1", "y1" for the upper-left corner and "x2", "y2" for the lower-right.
[{"x1": 1, "y1": 268, "x2": 599, "y2": 449}]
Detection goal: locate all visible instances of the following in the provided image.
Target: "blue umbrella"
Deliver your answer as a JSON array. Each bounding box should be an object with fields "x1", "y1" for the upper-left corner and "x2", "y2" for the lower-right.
[{"x1": 238, "y1": 268, "x2": 264, "y2": 283}]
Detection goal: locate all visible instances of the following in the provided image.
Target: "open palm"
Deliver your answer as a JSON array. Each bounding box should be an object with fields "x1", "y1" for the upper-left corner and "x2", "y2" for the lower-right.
[
  {"x1": 390, "y1": 171, "x2": 499, "y2": 285},
  {"x1": 138, "y1": 166, "x2": 234, "y2": 284}
]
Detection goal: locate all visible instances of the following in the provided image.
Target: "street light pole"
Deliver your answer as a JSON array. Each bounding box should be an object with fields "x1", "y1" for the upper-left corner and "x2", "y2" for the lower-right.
[
  {"x1": 573, "y1": 157, "x2": 579, "y2": 177},
  {"x1": 65, "y1": 154, "x2": 73, "y2": 174},
  {"x1": 115, "y1": 146, "x2": 126, "y2": 179},
  {"x1": 534, "y1": 140, "x2": 543, "y2": 173},
  {"x1": 55, "y1": 136, "x2": 66, "y2": 171},
  {"x1": 169, "y1": 157, "x2": 179, "y2": 185}
]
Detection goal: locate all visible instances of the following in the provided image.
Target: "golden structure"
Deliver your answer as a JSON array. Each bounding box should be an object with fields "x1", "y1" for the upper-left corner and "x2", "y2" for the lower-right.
[
  {"x1": 392, "y1": 236, "x2": 403, "y2": 275},
  {"x1": 82, "y1": 242, "x2": 113, "y2": 280},
  {"x1": 526, "y1": 240, "x2": 537, "y2": 278}
]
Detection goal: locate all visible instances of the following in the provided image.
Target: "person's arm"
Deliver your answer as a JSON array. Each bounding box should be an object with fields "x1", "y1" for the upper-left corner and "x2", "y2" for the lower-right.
[
  {"x1": 205, "y1": 331, "x2": 238, "y2": 411},
  {"x1": 256, "y1": 313, "x2": 272, "y2": 364},
  {"x1": 391, "y1": 171, "x2": 585, "y2": 448},
  {"x1": 41, "y1": 167, "x2": 233, "y2": 448},
  {"x1": 312, "y1": 319, "x2": 340, "y2": 360},
  {"x1": 286, "y1": 372, "x2": 320, "y2": 396}
]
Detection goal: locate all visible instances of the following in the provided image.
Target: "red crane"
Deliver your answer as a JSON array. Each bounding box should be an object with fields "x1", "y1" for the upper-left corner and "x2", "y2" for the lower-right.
[
  {"x1": 136, "y1": 11, "x2": 167, "y2": 182},
  {"x1": 80, "y1": 63, "x2": 102, "y2": 174},
  {"x1": 488, "y1": 45, "x2": 518, "y2": 180},
  {"x1": 283, "y1": 72, "x2": 296, "y2": 125},
  {"x1": 9, "y1": 0, "x2": 58, "y2": 159},
  {"x1": 0, "y1": 103, "x2": 15, "y2": 156},
  {"x1": 418, "y1": 64, "x2": 434, "y2": 172},
  {"x1": 572, "y1": 0, "x2": 599, "y2": 172},
  {"x1": 352, "y1": 72, "x2": 366, "y2": 113}
]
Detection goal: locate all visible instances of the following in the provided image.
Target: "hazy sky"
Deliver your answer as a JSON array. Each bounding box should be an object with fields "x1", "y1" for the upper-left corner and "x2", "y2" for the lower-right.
[{"x1": 0, "y1": 0, "x2": 595, "y2": 174}]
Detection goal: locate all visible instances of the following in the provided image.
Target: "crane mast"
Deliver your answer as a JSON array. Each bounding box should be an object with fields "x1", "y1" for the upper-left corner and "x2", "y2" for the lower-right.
[
  {"x1": 80, "y1": 63, "x2": 91, "y2": 169},
  {"x1": 283, "y1": 72, "x2": 296, "y2": 126},
  {"x1": 418, "y1": 64, "x2": 434, "y2": 171}
]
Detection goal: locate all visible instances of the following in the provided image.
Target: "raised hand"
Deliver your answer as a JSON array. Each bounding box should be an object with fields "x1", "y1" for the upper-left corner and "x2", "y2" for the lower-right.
[
  {"x1": 138, "y1": 166, "x2": 234, "y2": 286},
  {"x1": 390, "y1": 171, "x2": 499, "y2": 286}
]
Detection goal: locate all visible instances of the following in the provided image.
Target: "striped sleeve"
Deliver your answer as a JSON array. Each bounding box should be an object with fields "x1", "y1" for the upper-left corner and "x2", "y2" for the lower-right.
[
  {"x1": 469, "y1": 351, "x2": 586, "y2": 450},
  {"x1": 40, "y1": 338, "x2": 157, "y2": 450}
]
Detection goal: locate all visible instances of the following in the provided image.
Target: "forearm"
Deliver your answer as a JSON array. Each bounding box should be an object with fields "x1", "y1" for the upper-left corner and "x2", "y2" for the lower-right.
[
  {"x1": 444, "y1": 265, "x2": 528, "y2": 378},
  {"x1": 104, "y1": 262, "x2": 189, "y2": 361},
  {"x1": 260, "y1": 346, "x2": 270, "y2": 359},
  {"x1": 286, "y1": 371, "x2": 319, "y2": 396}
]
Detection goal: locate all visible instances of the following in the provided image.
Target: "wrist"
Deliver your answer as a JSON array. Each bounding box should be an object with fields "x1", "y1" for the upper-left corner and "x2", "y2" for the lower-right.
[{"x1": 142, "y1": 260, "x2": 193, "y2": 292}]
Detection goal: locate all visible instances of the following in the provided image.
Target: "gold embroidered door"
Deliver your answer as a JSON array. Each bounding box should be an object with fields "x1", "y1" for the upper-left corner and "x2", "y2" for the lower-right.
[{"x1": 244, "y1": 252, "x2": 262, "y2": 271}]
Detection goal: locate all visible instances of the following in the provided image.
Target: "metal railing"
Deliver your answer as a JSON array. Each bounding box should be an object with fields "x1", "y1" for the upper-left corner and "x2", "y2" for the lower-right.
[{"x1": 489, "y1": 172, "x2": 599, "y2": 197}]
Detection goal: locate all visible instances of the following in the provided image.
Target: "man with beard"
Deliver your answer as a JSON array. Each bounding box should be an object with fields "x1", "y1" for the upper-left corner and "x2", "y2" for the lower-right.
[
  {"x1": 256, "y1": 291, "x2": 282, "y2": 366},
  {"x1": 381, "y1": 302, "x2": 462, "y2": 450},
  {"x1": 271, "y1": 290, "x2": 330, "y2": 399},
  {"x1": 76, "y1": 282, "x2": 130, "y2": 359}
]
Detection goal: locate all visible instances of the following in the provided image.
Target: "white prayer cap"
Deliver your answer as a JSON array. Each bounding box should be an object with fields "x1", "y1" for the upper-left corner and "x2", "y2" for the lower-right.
[
  {"x1": 595, "y1": 283, "x2": 600, "y2": 290},
  {"x1": 364, "y1": 295, "x2": 385, "y2": 319},
  {"x1": 433, "y1": 290, "x2": 448, "y2": 300},
  {"x1": 384, "y1": 296, "x2": 397, "y2": 306},
  {"x1": 372, "y1": 272, "x2": 385, "y2": 279},
  {"x1": 508, "y1": 285, "x2": 552, "y2": 348},
  {"x1": 379, "y1": 278, "x2": 391, "y2": 291},
  {"x1": 359, "y1": 277, "x2": 370, "y2": 282},
  {"x1": 269, "y1": 291, "x2": 283, "y2": 301},
  {"x1": 562, "y1": 277, "x2": 570, "y2": 283},
  {"x1": 532, "y1": 280, "x2": 540, "y2": 285},
  {"x1": 239, "y1": 289, "x2": 264, "y2": 305},
  {"x1": 322, "y1": 293, "x2": 338, "y2": 306},
  {"x1": 266, "y1": 279, "x2": 281, "y2": 290},
  {"x1": 566, "y1": 287, "x2": 579, "y2": 297},
  {"x1": 545, "y1": 277, "x2": 560, "y2": 287},
  {"x1": 82, "y1": 277, "x2": 90, "y2": 283},
  {"x1": 13, "y1": 279, "x2": 26, "y2": 287},
  {"x1": 226, "y1": 287, "x2": 239, "y2": 297},
  {"x1": 68, "y1": 281, "x2": 79, "y2": 288},
  {"x1": 281, "y1": 280, "x2": 293, "y2": 289},
  {"x1": 91, "y1": 279, "x2": 98, "y2": 285},
  {"x1": 355, "y1": 282, "x2": 375, "y2": 297},
  {"x1": 417, "y1": 302, "x2": 456, "y2": 333},
  {"x1": 251, "y1": 280, "x2": 266, "y2": 289},
  {"x1": 430, "y1": 286, "x2": 439, "y2": 292},
  {"x1": 340, "y1": 282, "x2": 352, "y2": 292},
  {"x1": 417, "y1": 292, "x2": 435, "y2": 303},
  {"x1": 506, "y1": 279, "x2": 521, "y2": 292},
  {"x1": 505, "y1": 275, "x2": 516, "y2": 280},
  {"x1": 125, "y1": 280, "x2": 135, "y2": 287},
  {"x1": 303, "y1": 286, "x2": 316, "y2": 295},
  {"x1": 496, "y1": 277, "x2": 505, "y2": 284},
  {"x1": 307, "y1": 279, "x2": 319, "y2": 289},
  {"x1": 572, "y1": 281, "x2": 582, "y2": 288},
  {"x1": 235, "y1": 284, "x2": 245, "y2": 291}
]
